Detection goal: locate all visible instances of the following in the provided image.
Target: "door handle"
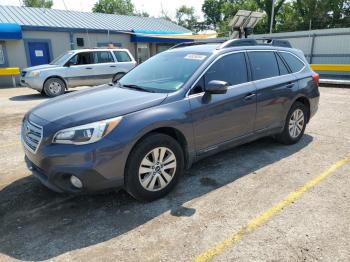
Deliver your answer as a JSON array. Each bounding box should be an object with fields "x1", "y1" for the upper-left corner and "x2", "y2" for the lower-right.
[
  {"x1": 244, "y1": 93, "x2": 256, "y2": 100},
  {"x1": 85, "y1": 67, "x2": 93, "y2": 69},
  {"x1": 285, "y1": 82, "x2": 295, "y2": 88},
  {"x1": 110, "y1": 65, "x2": 116, "y2": 68}
]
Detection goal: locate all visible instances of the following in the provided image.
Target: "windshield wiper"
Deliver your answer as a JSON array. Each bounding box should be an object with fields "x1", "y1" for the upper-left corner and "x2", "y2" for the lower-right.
[{"x1": 122, "y1": 84, "x2": 154, "y2": 93}]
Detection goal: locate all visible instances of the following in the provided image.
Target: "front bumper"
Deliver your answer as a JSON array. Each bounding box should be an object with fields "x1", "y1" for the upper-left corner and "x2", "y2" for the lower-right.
[
  {"x1": 22, "y1": 135, "x2": 126, "y2": 193},
  {"x1": 20, "y1": 76, "x2": 44, "y2": 92}
]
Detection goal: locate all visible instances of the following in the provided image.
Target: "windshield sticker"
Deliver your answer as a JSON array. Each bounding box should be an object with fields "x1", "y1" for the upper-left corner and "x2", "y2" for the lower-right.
[{"x1": 184, "y1": 54, "x2": 207, "y2": 60}]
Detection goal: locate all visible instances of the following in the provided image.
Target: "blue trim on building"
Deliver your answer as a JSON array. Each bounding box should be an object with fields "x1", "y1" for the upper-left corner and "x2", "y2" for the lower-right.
[
  {"x1": 132, "y1": 29, "x2": 185, "y2": 35},
  {"x1": 23, "y1": 38, "x2": 54, "y2": 67},
  {"x1": 0, "y1": 23, "x2": 22, "y2": 40},
  {"x1": 131, "y1": 34, "x2": 193, "y2": 43}
]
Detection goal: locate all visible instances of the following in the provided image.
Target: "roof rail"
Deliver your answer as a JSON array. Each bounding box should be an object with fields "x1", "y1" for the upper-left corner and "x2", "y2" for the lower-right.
[
  {"x1": 255, "y1": 38, "x2": 292, "y2": 48},
  {"x1": 170, "y1": 37, "x2": 292, "y2": 50},
  {"x1": 169, "y1": 39, "x2": 227, "y2": 50},
  {"x1": 218, "y1": 38, "x2": 258, "y2": 49}
]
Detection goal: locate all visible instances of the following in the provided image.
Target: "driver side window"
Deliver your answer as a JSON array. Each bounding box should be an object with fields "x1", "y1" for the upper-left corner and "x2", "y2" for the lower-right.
[
  {"x1": 68, "y1": 52, "x2": 94, "y2": 66},
  {"x1": 190, "y1": 52, "x2": 248, "y2": 95}
]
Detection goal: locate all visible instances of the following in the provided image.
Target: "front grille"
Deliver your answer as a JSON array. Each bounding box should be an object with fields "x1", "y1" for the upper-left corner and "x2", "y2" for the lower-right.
[
  {"x1": 21, "y1": 71, "x2": 27, "y2": 77},
  {"x1": 22, "y1": 120, "x2": 43, "y2": 154}
]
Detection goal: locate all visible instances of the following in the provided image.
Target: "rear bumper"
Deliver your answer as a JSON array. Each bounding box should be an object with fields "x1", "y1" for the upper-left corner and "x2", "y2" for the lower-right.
[{"x1": 309, "y1": 94, "x2": 320, "y2": 120}]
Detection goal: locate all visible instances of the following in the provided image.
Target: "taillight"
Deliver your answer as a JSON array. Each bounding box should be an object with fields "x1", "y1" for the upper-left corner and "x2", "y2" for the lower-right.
[{"x1": 312, "y1": 73, "x2": 320, "y2": 86}]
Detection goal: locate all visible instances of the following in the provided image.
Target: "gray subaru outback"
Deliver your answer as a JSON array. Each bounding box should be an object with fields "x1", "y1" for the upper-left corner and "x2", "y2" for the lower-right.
[{"x1": 22, "y1": 38, "x2": 320, "y2": 201}]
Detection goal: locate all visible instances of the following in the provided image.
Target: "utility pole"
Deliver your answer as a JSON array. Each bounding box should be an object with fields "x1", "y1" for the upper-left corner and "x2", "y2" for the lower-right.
[{"x1": 269, "y1": 0, "x2": 275, "y2": 34}]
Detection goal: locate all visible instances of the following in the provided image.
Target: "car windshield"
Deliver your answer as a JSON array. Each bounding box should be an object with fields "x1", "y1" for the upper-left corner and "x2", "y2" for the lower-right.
[
  {"x1": 119, "y1": 51, "x2": 209, "y2": 93},
  {"x1": 50, "y1": 51, "x2": 75, "y2": 65}
]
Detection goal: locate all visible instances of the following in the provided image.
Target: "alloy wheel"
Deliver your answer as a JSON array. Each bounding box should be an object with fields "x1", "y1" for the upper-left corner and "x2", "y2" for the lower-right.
[
  {"x1": 288, "y1": 108, "x2": 304, "y2": 138},
  {"x1": 138, "y1": 147, "x2": 177, "y2": 192}
]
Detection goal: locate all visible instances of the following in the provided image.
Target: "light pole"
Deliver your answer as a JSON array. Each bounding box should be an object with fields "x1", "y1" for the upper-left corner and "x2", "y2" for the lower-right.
[{"x1": 269, "y1": 0, "x2": 275, "y2": 34}]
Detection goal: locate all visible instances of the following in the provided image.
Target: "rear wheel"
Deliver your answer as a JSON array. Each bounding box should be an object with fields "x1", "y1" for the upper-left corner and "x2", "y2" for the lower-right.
[
  {"x1": 125, "y1": 133, "x2": 184, "y2": 201},
  {"x1": 276, "y1": 102, "x2": 307, "y2": 145},
  {"x1": 43, "y1": 78, "x2": 66, "y2": 97}
]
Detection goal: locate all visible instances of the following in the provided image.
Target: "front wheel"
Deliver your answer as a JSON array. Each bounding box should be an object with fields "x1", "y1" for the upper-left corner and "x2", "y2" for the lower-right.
[
  {"x1": 43, "y1": 78, "x2": 66, "y2": 97},
  {"x1": 125, "y1": 133, "x2": 184, "y2": 201},
  {"x1": 276, "y1": 102, "x2": 307, "y2": 145}
]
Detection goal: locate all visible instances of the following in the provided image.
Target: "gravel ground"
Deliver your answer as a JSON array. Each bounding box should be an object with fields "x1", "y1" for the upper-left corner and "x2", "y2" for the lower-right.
[{"x1": 0, "y1": 86, "x2": 349, "y2": 262}]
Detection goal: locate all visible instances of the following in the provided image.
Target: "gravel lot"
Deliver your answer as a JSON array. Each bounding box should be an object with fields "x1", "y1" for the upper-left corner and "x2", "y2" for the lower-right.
[{"x1": 0, "y1": 86, "x2": 349, "y2": 262}]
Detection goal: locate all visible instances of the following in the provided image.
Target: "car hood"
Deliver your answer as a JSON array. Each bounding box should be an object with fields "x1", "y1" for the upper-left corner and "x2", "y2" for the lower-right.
[
  {"x1": 23, "y1": 64, "x2": 60, "y2": 72},
  {"x1": 28, "y1": 85, "x2": 168, "y2": 129}
]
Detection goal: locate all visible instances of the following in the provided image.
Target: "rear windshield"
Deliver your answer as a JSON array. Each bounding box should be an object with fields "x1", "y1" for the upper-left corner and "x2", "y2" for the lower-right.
[{"x1": 119, "y1": 51, "x2": 209, "y2": 93}]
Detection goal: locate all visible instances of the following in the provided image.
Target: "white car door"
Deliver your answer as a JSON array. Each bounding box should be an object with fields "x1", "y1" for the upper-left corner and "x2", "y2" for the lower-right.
[
  {"x1": 91, "y1": 51, "x2": 117, "y2": 85},
  {"x1": 63, "y1": 52, "x2": 100, "y2": 87}
]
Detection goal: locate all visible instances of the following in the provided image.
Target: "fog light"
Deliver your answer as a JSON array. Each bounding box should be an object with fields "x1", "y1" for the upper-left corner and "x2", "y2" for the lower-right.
[{"x1": 70, "y1": 175, "x2": 83, "y2": 189}]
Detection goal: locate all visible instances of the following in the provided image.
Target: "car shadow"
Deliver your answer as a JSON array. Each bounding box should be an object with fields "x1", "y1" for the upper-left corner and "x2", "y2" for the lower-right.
[
  {"x1": 9, "y1": 90, "x2": 78, "y2": 101},
  {"x1": 9, "y1": 93, "x2": 47, "y2": 101},
  {"x1": 0, "y1": 135, "x2": 313, "y2": 260}
]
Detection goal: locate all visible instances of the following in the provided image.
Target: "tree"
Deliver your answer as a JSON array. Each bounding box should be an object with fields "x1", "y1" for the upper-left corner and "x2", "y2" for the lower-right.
[
  {"x1": 175, "y1": 5, "x2": 198, "y2": 31},
  {"x1": 24, "y1": 0, "x2": 53, "y2": 8},
  {"x1": 92, "y1": 0, "x2": 134, "y2": 15},
  {"x1": 202, "y1": 0, "x2": 224, "y2": 29},
  {"x1": 135, "y1": 11, "x2": 150, "y2": 17},
  {"x1": 254, "y1": 0, "x2": 286, "y2": 32}
]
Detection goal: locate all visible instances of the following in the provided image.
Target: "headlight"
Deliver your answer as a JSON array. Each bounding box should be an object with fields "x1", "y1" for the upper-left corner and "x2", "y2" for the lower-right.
[
  {"x1": 53, "y1": 116, "x2": 122, "y2": 145},
  {"x1": 28, "y1": 70, "x2": 41, "y2": 77}
]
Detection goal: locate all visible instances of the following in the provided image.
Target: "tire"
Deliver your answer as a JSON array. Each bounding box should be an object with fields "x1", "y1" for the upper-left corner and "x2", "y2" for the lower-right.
[
  {"x1": 276, "y1": 102, "x2": 307, "y2": 145},
  {"x1": 112, "y1": 72, "x2": 125, "y2": 84},
  {"x1": 125, "y1": 133, "x2": 184, "y2": 202},
  {"x1": 43, "y1": 78, "x2": 66, "y2": 97}
]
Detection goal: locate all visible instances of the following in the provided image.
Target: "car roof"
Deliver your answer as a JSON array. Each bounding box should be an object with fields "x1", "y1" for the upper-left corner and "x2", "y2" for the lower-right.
[{"x1": 72, "y1": 48, "x2": 129, "y2": 53}]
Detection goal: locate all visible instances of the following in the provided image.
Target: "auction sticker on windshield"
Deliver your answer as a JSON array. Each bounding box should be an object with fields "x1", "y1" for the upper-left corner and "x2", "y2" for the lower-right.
[{"x1": 184, "y1": 54, "x2": 207, "y2": 60}]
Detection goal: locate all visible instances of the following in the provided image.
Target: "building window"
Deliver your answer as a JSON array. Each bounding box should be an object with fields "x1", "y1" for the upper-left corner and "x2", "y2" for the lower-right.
[
  {"x1": 0, "y1": 43, "x2": 6, "y2": 66},
  {"x1": 76, "y1": 38, "x2": 84, "y2": 47}
]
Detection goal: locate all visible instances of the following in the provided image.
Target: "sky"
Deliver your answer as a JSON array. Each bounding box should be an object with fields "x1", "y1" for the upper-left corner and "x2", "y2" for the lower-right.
[{"x1": 0, "y1": 0, "x2": 205, "y2": 20}]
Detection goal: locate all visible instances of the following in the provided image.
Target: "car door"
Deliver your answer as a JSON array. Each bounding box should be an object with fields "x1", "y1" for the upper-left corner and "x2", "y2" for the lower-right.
[
  {"x1": 247, "y1": 50, "x2": 298, "y2": 132},
  {"x1": 63, "y1": 51, "x2": 99, "y2": 87},
  {"x1": 92, "y1": 51, "x2": 117, "y2": 85},
  {"x1": 188, "y1": 52, "x2": 257, "y2": 152},
  {"x1": 113, "y1": 50, "x2": 137, "y2": 73}
]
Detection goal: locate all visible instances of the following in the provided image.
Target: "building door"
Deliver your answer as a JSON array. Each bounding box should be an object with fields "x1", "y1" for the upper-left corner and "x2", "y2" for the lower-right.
[
  {"x1": 136, "y1": 43, "x2": 149, "y2": 64},
  {"x1": 28, "y1": 42, "x2": 51, "y2": 66}
]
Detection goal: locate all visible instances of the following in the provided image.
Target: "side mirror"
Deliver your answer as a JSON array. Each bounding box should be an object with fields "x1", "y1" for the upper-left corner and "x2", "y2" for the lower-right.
[{"x1": 205, "y1": 80, "x2": 229, "y2": 94}]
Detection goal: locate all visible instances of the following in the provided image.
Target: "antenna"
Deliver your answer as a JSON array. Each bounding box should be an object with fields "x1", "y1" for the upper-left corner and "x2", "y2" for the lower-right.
[{"x1": 229, "y1": 10, "x2": 265, "y2": 39}]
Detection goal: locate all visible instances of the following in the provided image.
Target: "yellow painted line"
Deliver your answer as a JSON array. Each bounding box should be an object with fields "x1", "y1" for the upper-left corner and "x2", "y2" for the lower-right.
[
  {"x1": 311, "y1": 64, "x2": 350, "y2": 72},
  {"x1": 0, "y1": 142, "x2": 20, "y2": 149},
  {"x1": 193, "y1": 154, "x2": 350, "y2": 262},
  {"x1": 0, "y1": 67, "x2": 20, "y2": 76}
]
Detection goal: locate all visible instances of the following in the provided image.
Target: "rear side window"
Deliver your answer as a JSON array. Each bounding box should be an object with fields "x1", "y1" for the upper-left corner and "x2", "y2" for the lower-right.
[
  {"x1": 276, "y1": 53, "x2": 289, "y2": 75},
  {"x1": 248, "y1": 51, "x2": 279, "y2": 80},
  {"x1": 279, "y1": 52, "x2": 304, "y2": 73},
  {"x1": 114, "y1": 51, "x2": 132, "y2": 62},
  {"x1": 191, "y1": 53, "x2": 248, "y2": 94},
  {"x1": 94, "y1": 51, "x2": 114, "y2": 63}
]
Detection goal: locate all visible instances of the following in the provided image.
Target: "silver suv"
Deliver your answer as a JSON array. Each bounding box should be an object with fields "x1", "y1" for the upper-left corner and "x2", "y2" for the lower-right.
[{"x1": 20, "y1": 48, "x2": 136, "y2": 97}]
